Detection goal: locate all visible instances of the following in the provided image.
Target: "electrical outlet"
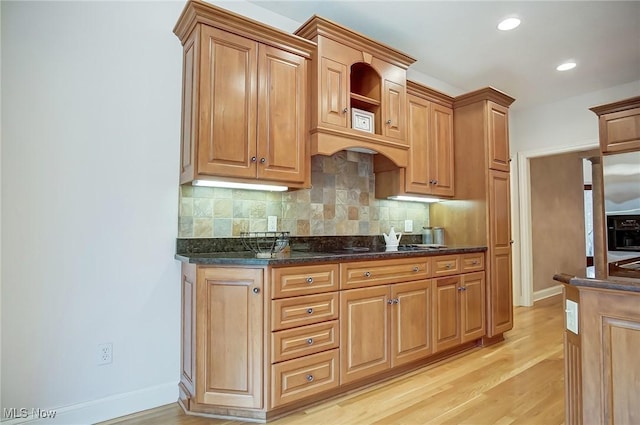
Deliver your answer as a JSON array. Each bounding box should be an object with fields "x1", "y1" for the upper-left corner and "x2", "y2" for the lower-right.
[
  {"x1": 98, "y1": 343, "x2": 113, "y2": 365},
  {"x1": 267, "y1": 216, "x2": 277, "y2": 231},
  {"x1": 404, "y1": 219, "x2": 413, "y2": 232}
]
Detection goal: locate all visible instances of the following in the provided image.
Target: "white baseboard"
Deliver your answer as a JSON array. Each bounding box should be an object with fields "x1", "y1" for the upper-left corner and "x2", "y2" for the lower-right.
[
  {"x1": 1, "y1": 382, "x2": 177, "y2": 425},
  {"x1": 533, "y1": 284, "x2": 563, "y2": 302}
]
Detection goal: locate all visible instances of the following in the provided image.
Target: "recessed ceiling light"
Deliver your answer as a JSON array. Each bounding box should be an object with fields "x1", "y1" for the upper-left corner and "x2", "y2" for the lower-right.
[
  {"x1": 498, "y1": 17, "x2": 521, "y2": 31},
  {"x1": 556, "y1": 61, "x2": 577, "y2": 71}
]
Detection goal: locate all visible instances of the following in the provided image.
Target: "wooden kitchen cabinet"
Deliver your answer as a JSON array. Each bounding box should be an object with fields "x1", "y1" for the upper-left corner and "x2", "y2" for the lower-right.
[
  {"x1": 430, "y1": 87, "x2": 515, "y2": 340},
  {"x1": 374, "y1": 80, "x2": 455, "y2": 199},
  {"x1": 432, "y1": 271, "x2": 485, "y2": 353},
  {"x1": 590, "y1": 96, "x2": 640, "y2": 154},
  {"x1": 174, "y1": 1, "x2": 314, "y2": 188},
  {"x1": 295, "y1": 16, "x2": 416, "y2": 167},
  {"x1": 391, "y1": 280, "x2": 433, "y2": 366},
  {"x1": 181, "y1": 265, "x2": 264, "y2": 410}
]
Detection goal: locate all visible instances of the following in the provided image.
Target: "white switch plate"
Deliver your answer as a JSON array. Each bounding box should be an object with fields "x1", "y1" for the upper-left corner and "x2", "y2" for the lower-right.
[
  {"x1": 565, "y1": 299, "x2": 579, "y2": 334},
  {"x1": 404, "y1": 219, "x2": 413, "y2": 232},
  {"x1": 267, "y1": 216, "x2": 277, "y2": 231}
]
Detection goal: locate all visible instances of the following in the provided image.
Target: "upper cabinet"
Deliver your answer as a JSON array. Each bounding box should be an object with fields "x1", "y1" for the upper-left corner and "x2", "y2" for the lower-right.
[
  {"x1": 173, "y1": 0, "x2": 315, "y2": 188},
  {"x1": 374, "y1": 81, "x2": 455, "y2": 199},
  {"x1": 295, "y1": 16, "x2": 416, "y2": 167},
  {"x1": 590, "y1": 96, "x2": 640, "y2": 154}
]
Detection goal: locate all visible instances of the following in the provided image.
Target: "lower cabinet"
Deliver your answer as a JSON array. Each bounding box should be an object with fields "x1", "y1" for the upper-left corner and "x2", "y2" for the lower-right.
[
  {"x1": 180, "y1": 252, "x2": 486, "y2": 420},
  {"x1": 433, "y1": 271, "x2": 485, "y2": 353}
]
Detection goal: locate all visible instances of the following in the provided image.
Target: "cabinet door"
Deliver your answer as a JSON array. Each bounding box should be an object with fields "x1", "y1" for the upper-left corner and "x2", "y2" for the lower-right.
[
  {"x1": 391, "y1": 280, "x2": 432, "y2": 367},
  {"x1": 257, "y1": 45, "x2": 308, "y2": 184},
  {"x1": 487, "y1": 101, "x2": 510, "y2": 172},
  {"x1": 461, "y1": 271, "x2": 486, "y2": 342},
  {"x1": 382, "y1": 79, "x2": 406, "y2": 141},
  {"x1": 488, "y1": 170, "x2": 513, "y2": 336},
  {"x1": 319, "y1": 57, "x2": 349, "y2": 128},
  {"x1": 197, "y1": 27, "x2": 258, "y2": 179},
  {"x1": 196, "y1": 267, "x2": 263, "y2": 408},
  {"x1": 340, "y1": 286, "x2": 390, "y2": 384},
  {"x1": 433, "y1": 276, "x2": 461, "y2": 353},
  {"x1": 429, "y1": 103, "x2": 454, "y2": 197},
  {"x1": 405, "y1": 94, "x2": 431, "y2": 194},
  {"x1": 599, "y1": 107, "x2": 640, "y2": 153}
]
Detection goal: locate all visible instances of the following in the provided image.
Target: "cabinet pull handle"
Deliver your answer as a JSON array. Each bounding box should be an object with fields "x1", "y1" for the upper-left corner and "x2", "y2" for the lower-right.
[
  {"x1": 306, "y1": 338, "x2": 314, "y2": 345},
  {"x1": 445, "y1": 263, "x2": 452, "y2": 269},
  {"x1": 306, "y1": 307, "x2": 314, "y2": 314},
  {"x1": 472, "y1": 260, "x2": 478, "y2": 265},
  {"x1": 251, "y1": 156, "x2": 257, "y2": 162},
  {"x1": 386, "y1": 119, "x2": 392, "y2": 125},
  {"x1": 510, "y1": 240, "x2": 515, "y2": 244},
  {"x1": 387, "y1": 299, "x2": 394, "y2": 305},
  {"x1": 364, "y1": 271, "x2": 371, "y2": 278},
  {"x1": 260, "y1": 157, "x2": 266, "y2": 164},
  {"x1": 342, "y1": 108, "x2": 348, "y2": 113},
  {"x1": 413, "y1": 266, "x2": 419, "y2": 272},
  {"x1": 252, "y1": 287, "x2": 260, "y2": 294},
  {"x1": 306, "y1": 277, "x2": 314, "y2": 284},
  {"x1": 394, "y1": 298, "x2": 400, "y2": 304},
  {"x1": 458, "y1": 287, "x2": 464, "y2": 292},
  {"x1": 306, "y1": 374, "x2": 314, "y2": 382}
]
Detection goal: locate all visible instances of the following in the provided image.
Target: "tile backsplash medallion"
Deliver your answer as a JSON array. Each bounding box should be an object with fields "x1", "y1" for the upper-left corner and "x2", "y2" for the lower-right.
[{"x1": 178, "y1": 151, "x2": 429, "y2": 238}]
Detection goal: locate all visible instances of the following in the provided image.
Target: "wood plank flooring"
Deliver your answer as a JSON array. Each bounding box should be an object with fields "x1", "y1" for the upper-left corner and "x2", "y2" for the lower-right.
[{"x1": 101, "y1": 295, "x2": 564, "y2": 425}]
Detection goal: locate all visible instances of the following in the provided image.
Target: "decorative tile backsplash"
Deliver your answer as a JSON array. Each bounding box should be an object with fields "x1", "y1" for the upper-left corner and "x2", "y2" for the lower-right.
[{"x1": 178, "y1": 151, "x2": 430, "y2": 238}]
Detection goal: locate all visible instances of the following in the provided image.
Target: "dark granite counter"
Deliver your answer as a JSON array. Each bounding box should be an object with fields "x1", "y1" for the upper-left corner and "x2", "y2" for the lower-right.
[
  {"x1": 176, "y1": 246, "x2": 487, "y2": 266},
  {"x1": 553, "y1": 272, "x2": 640, "y2": 293}
]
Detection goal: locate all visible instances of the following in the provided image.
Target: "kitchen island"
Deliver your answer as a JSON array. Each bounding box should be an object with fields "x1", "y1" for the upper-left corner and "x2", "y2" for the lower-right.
[
  {"x1": 553, "y1": 273, "x2": 640, "y2": 425},
  {"x1": 176, "y1": 243, "x2": 496, "y2": 421}
]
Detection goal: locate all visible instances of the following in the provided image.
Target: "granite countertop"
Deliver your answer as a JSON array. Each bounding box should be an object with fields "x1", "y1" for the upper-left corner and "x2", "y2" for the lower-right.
[
  {"x1": 176, "y1": 246, "x2": 487, "y2": 266},
  {"x1": 553, "y1": 273, "x2": 640, "y2": 293}
]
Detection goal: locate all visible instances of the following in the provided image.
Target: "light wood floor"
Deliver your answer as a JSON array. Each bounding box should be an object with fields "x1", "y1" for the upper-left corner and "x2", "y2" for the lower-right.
[{"x1": 102, "y1": 295, "x2": 564, "y2": 425}]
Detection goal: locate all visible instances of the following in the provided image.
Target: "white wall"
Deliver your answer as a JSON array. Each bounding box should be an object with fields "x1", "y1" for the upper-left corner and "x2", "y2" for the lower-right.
[{"x1": 1, "y1": 1, "x2": 185, "y2": 423}]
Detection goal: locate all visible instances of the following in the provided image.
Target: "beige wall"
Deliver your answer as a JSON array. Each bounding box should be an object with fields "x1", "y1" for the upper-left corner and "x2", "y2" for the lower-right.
[{"x1": 530, "y1": 152, "x2": 587, "y2": 292}]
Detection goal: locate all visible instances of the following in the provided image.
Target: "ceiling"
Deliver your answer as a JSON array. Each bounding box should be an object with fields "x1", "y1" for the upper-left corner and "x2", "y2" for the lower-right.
[{"x1": 247, "y1": 1, "x2": 640, "y2": 111}]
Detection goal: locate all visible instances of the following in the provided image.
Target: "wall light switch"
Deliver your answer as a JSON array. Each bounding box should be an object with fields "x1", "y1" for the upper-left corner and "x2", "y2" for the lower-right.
[
  {"x1": 267, "y1": 216, "x2": 277, "y2": 232},
  {"x1": 404, "y1": 220, "x2": 413, "y2": 232},
  {"x1": 565, "y1": 299, "x2": 579, "y2": 334}
]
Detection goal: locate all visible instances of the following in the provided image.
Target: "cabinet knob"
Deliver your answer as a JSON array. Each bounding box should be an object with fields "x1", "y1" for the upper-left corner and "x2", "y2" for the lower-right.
[
  {"x1": 413, "y1": 266, "x2": 419, "y2": 272},
  {"x1": 260, "y1": 157, "x2": 266, "y2": 164},
  {"x1": 472, "y1": 260, "x2": 479, "y2": 265},
  {"x1": 342, "y1": 108, "x2": 348, "y2": 113},
  {"x1": 386, "y1": 119, "x2": 392, "y2": 125},
  {"x1": 393, "y1": 298, "x2": 400, "y2": 304},
  {"x1": 364, "y1": 271, "x2": 371, "y2": 278},
  {"x1": 510, "y1": 240, "x2": 515, "y2": 245},
  {"x1": 251, "y1": 156, "x2": 257, "y2": 162},
  {"x1": 306, "y1": 307, "x2": 314, "y2": 314},
  {"x1": 306, "y1": 277, "x2": 314, "y2": 284},
  {"x1": 457, "y1": 287, "x2": 464, "y2": 292},
  {"x1": 306, "y1": 338, "x2": 314, "y2": 345},
  {"x1": 387, "y1": 299, "x2": 394, "y2": 305},
  {"x1": 445, "y1": 263, "x2": 452, "y2": 269},
  {"x1": 306, "y1": 374, "x2": 314, "y2": 382},
  {"x1": 252, "y1": 287, "x2": 260, "y2": 294},
  {"x1": 433, "y1": 180, "x2": 438, "y2": 185}
]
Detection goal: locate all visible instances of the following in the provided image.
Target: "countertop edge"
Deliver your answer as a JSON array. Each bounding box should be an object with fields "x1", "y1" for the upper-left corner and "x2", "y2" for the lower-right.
[
  {"x1": 175, "y1": 246, "x2": 487, "y2": 266},
  {"x1": 553, "y1": 273, "x2": 640, "y2": 293}
]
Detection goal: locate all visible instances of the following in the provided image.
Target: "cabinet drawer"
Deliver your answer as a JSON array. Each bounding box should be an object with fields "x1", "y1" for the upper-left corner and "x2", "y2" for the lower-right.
[
  {"x1": 272, "y1": 320, "x2": 339, "y2": 364},
  {"x1": 461, "y1": 253, "x2": 485, "y2": 272},
  {"x1": 431, "y1": 255, "x2": 461, "y2": 277},
  {"x1": 271, "y1": 349, "x2": 339, "y2": 408},
  {"x1": 272, "y1": 293, "x2": 339, "y2": 331},
  {"x1": 272, "y1": 264, "x2": 339, "y2": 299},
  {"x1": 341, "y1": 257, "x2": 429, "y2": 289}
]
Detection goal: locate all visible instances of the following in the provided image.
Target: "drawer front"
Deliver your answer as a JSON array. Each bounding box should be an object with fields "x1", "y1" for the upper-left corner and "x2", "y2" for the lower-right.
[
  {"x1": 272, "y1": 320, "x2": 339, "y2": 364},
  {"x1": 271, "y1": 349, "x2": 339, "y2": 408},
  {"x1": 431, "y1": 255, "x2": 461, "y2": 277},
  {"x1": 461, "y1": 253, "x2": 485, "y2": 272},
  {"x1": 340, "y1": 258, "x2": 429, "y2": 289},
  {"x1": 272, "y1": 264, "x2": 339, "y2": 299},
  {"x1": 272, "y1": 293, "x2": 339, "y2": 331}
]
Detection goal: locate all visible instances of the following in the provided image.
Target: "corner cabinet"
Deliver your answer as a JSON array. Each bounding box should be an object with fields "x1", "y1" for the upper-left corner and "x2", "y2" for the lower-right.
[
  {"x1": 295, "y1": 16, "x2": 416, "y2": 167},
  {"x1": 173, "y1": 0, "x2": 315, "y2": 188},
  {"x1": 590, "y1": 96, "x2": 640, "y2": 154},
  {"x1": 374, "y1": 80, "x2": 455, "y2": 199}
]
